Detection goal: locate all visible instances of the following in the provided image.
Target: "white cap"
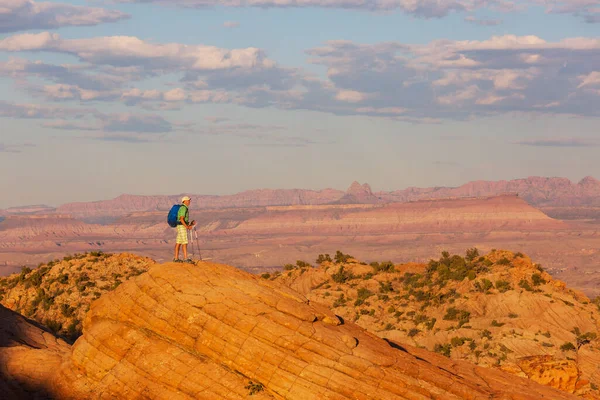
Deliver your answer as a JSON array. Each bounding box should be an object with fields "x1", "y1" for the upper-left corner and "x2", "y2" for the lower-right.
[{"x1": 181, "y1": 196, "x2": 191, "y2": 202}]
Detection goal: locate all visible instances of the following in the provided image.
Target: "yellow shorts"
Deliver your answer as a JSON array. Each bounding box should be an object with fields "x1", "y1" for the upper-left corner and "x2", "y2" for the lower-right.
[{"x1": 176, "y1": 225, "x2": 188, "y2": 244}]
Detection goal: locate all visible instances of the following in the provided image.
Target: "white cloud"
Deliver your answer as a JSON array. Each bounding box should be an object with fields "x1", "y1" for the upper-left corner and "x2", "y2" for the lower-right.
[
  {"x1": 0, "y1": 0, "x2": 129, "y2": 33},
  {"x1": 335, "y1": 90, "x2": 368, "y2": 103},
  {"x1": 0, "y1": 32, "x2": 276, "y2": 71}
]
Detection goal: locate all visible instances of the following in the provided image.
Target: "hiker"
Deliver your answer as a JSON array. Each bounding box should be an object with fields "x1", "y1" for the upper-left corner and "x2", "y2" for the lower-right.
[{"x1": 173, "y1": 196, "x2": 196, "y2": 263}]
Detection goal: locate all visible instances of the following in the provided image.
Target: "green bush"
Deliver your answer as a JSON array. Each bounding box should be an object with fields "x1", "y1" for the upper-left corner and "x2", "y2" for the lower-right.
[
  {"x1": 316, "y1": 254, "x2": 332, "y2": 264},
  {"x1": 407, "y1": 328, "x2": 420, "y2": 337},
  {"x1": 379, "y1": 281, "x2": 393, "y2": 293},
  {"x1": 518, "y1": 279, "x2": 533, "y2": 292},
  {"x1": 443, "y1": 307, "x2": 471, "y2": 327},
  {"x1": 495, "y1": 280, "x2": 512, "y2": 293},
  {"x1": 531, "y1": 273, "x2": 546, "y2": 286},
  {"x1": 560, "y1": 342, "x2": 576, "y2": 351},
  {"x1": 465, "y1": 248, "x2": 480, "y2": 262},
  {"x1": 491, "y1": 320, "x2": 505, "y2": 327},
  {"x1": 434, "y1": 343, "x2": 452, "y2": 357},
  {"x1": 332, "y1": 265, "x2": 354, "y2": 283},
  {"x1": 334, "y1": 250, "x2": 353, "y2": 264},
  {"x1": 474, "y1": 279, "x2": 493, "y2": 293},
  {"x1": 354, "y1": 288, "x2": 373, "y2": 306}
]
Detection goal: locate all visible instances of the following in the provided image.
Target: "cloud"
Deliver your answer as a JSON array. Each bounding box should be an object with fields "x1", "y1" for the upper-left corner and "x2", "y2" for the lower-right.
[
  {"x1": 515, "y1": 137, "x2": 599, "y2": 147},
  {"x1": 0, "y1": 0, "x2": 129, "y2": 33},
  {"x1": 464, "y1": 16, "x2": 503, "y2": 26},
  {"x1": 3, "y1": 33, "x2": 600, "y2": 122},
  {"x1": 42, "y1": 120, "x2": 99, "y2": 131},
  {"x1": 0, "y1": 32, "x2": 275, "y2": 71},
  {"x1": 0, "y1": 100, "x2": 93, "y2": 119},
  {"x1": 223, "y1": 21, "x2": 239, "y2": 28},
  {"x1": 110, "y1": 0, "x2": 600, "y2": 21},
  {"x1": 100, "y1": 113, "x2": 173, "y2": 133}
]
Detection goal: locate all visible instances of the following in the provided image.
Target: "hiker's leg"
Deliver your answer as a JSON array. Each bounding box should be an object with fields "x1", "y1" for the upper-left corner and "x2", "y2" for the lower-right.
[
  {"x1": 174, "y1": 243, "x2": 181, "y2": 259},
  {"x1": 182, "y1": 244, "x2": 188, "y2": 259}
]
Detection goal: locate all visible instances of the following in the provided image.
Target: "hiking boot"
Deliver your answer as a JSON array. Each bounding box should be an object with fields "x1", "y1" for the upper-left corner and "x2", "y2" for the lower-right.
[
  {"x1": 173, "y1": 258, "x2": 183, "y2": 263},
  {"x1": 184, "y1": 258, "x2": 194, "y2": 264}
]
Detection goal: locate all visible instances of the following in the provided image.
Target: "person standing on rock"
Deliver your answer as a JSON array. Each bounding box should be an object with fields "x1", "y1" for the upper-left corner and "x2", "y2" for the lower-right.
[{"x1": 174, "y1": 196, "x2": 196, "y2": 263}]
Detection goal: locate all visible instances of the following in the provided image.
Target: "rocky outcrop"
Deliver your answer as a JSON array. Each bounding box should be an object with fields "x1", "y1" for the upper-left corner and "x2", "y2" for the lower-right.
[
  {"x1": 270, "y1": 250, "x2": 600, "y2": 397},
  {"x1": 0, "y1": 253, "x2": 155, "y2": 342},
  {"x1": 332, "y1": 181, "x2": 381, "y2": 204},
  {"x1": 0, "y1": 304, "x2": 70, "y2": 399},
  {"x1": 47, "y1": 260, "x2": 578, "y2": 399},
  {"x1": 380, "y1": 176, "x2": 600, "y2": 207},
  {"x1": 43, "y1": 176, "x2": 600, "y2": 222}
]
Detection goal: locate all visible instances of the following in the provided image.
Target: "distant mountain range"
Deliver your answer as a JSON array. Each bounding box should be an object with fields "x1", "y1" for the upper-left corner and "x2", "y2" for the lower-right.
[{"x1": 2, "y1": 176, "x2": 599, "y2": 222}]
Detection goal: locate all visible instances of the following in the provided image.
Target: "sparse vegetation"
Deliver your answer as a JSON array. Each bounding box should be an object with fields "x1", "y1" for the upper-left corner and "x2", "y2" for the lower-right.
[{"x1": 245, "y1": 381, "x2": 264, "y2": 395}]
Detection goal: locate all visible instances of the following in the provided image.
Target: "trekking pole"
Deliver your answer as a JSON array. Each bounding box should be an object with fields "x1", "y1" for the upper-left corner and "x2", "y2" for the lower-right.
[
  {"x1": 194, "y1": 226, "x2": 202, "y2": 261},
  {"x1": 188, "y1": 228, "x2": 195, "y2": 261}
]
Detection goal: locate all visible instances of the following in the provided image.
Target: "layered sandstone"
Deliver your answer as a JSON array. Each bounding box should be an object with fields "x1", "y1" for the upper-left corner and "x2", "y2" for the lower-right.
[
  {"x1": 50, "y1": 260, "x2": 578, "y2": 399},
  {"x1": 270, "y1": 250, "x2": 600, "y2": 397},
  {"x1": 34, "y1": 176, "x2": 600, "y2": 222},
  {"x1": 0, "y1": 304, "x2": 70, "y2": 399}
]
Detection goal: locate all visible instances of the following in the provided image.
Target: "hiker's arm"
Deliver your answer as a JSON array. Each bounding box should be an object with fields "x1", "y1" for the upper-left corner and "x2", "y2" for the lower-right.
[{"x1": 179, "y1": 216, "x2": 190, "y2": 229}]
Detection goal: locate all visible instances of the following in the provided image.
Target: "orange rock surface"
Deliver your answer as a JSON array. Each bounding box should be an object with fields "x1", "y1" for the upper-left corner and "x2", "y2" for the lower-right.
[{"x1": 50, "y1": 260, "x2": 579, "y2": 399}]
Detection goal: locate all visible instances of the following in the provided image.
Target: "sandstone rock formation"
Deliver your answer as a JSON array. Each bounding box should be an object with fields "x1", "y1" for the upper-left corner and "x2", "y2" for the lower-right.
[
  {"x1": 270, "y1": 250, "x2": 600, "y2": 398},
  {"x1": 0, "y1": 304, "x2": 70, "y2": 399},
  {"x1": 50, "y1": 260, "x2": 578, "y2": 399},
  {"x1": 0, "y1": 253, "x2": 154, "y2": 342},
  {"x1": 36, "y1": 176, "x2": 599, "y2": 222}
]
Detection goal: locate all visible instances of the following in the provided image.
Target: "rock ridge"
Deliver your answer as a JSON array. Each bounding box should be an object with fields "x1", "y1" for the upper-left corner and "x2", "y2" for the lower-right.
[{"x1": 50, "y1": 260, "x2": 578, "y2": 399}]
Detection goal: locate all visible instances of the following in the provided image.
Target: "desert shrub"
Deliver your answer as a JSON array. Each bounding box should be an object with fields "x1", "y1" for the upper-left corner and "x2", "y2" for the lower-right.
[
  {"x1": 260, "y1": 273, "x2": 271, "y2": 279},
  {"x1": 496, "y1": 257, "x2": 511, "y2": 265},
  {"x1": 354, "y1": 288, "x2": 374, "y2": 306},
  {"x1": 372, "y1": 261, "x2": 395, "y2": 273},
  {"x1": 296, "y1": 260, "x2": 311, "y2": 269},
  {"x1": 560, "y1": 342, "x2": 576, "y2": 351},
  {"x1": 474, "y1": 279, "x2": 493, "y2": 293},
  {"x1": 491, "y1": 320, "x2": 505, "y2": 327},
  {"x1": 443, "y1": 307, "x2": 471, "y2": 327},
  {"x1": 65, "y1": 319, "x2": 82, "y2": 343},
  {"x1": 481, "y1": 329, "x2": 493, "y2": 339},
  {"x1": 495, "y1": 280, "x2": 512, "y2": 293},
  {"x1": 333, "y1": 294, "x2": 347, "y2": 308},
  {"x1": 332, "y1": 265, "x2": 354, "y2": 283},
  {"x1": 379, "y1": 281, "x2": 393, "y2": 293},
  {"x1": 541, "y1": 331, "x2": 551, "y2": 338},
  {"x1": 434, "y1": 343, "x2": 452, "y2": 357},
  {"x1": 45, "y1": 319, "x2": 63, "y2": 335},
  {"x1": 531, "y1": 273, "x2": 546, "y2": 286},
  {"x1": 508, "y1": 313, "x2": 518, "y2": 318},
  {"x1": 451, "y1": 337, "x2": 469, "y2": 347},
  {"x1": 542, "y1": 342, "x2": 554, "y2": 347},
  {"x1": 465, "y1": 248, "x2": 480, "y2": 262},
  {"x1": 407, "y1": 328, "x2": 420, "y2": 337},
  {"x1": 60, "y1": 303, "x2": 75, "y2": 317},
  {"x1": 245, "y1": 381, "x2": 264, "y2": 396},
  {"x1": 425, "y1": 318, "x2": 437, "y2": 331},
  {"x1": 383, "y1": 323, "x2": 395, "y2": 331},
  {"x1": 514, "y1": 252, "x2": 524, "y2": 258},
  {"x1": 334, "y1": 250, "x2": 353, "y2": 264},
  {"x1": 575, "y1": 331, "x2": 597, "y2": 349},
  {"x1": 363, "y1": 272, "x2": 373, "y2": 280},
  {"x1": 518, "y1": 279, "x2": 533, "y2": 292},
  {"x1": 316, "y1": 254, "x2": 332, "y2": 264},
  {"x1": 283, "y1": 264, "x2": 295, "y2": 271}
]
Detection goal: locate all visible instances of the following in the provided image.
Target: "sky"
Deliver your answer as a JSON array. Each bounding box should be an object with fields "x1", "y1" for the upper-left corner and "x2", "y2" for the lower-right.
[{"x1": 0, "y1": 0, "x2": 599, "y2": 209}]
